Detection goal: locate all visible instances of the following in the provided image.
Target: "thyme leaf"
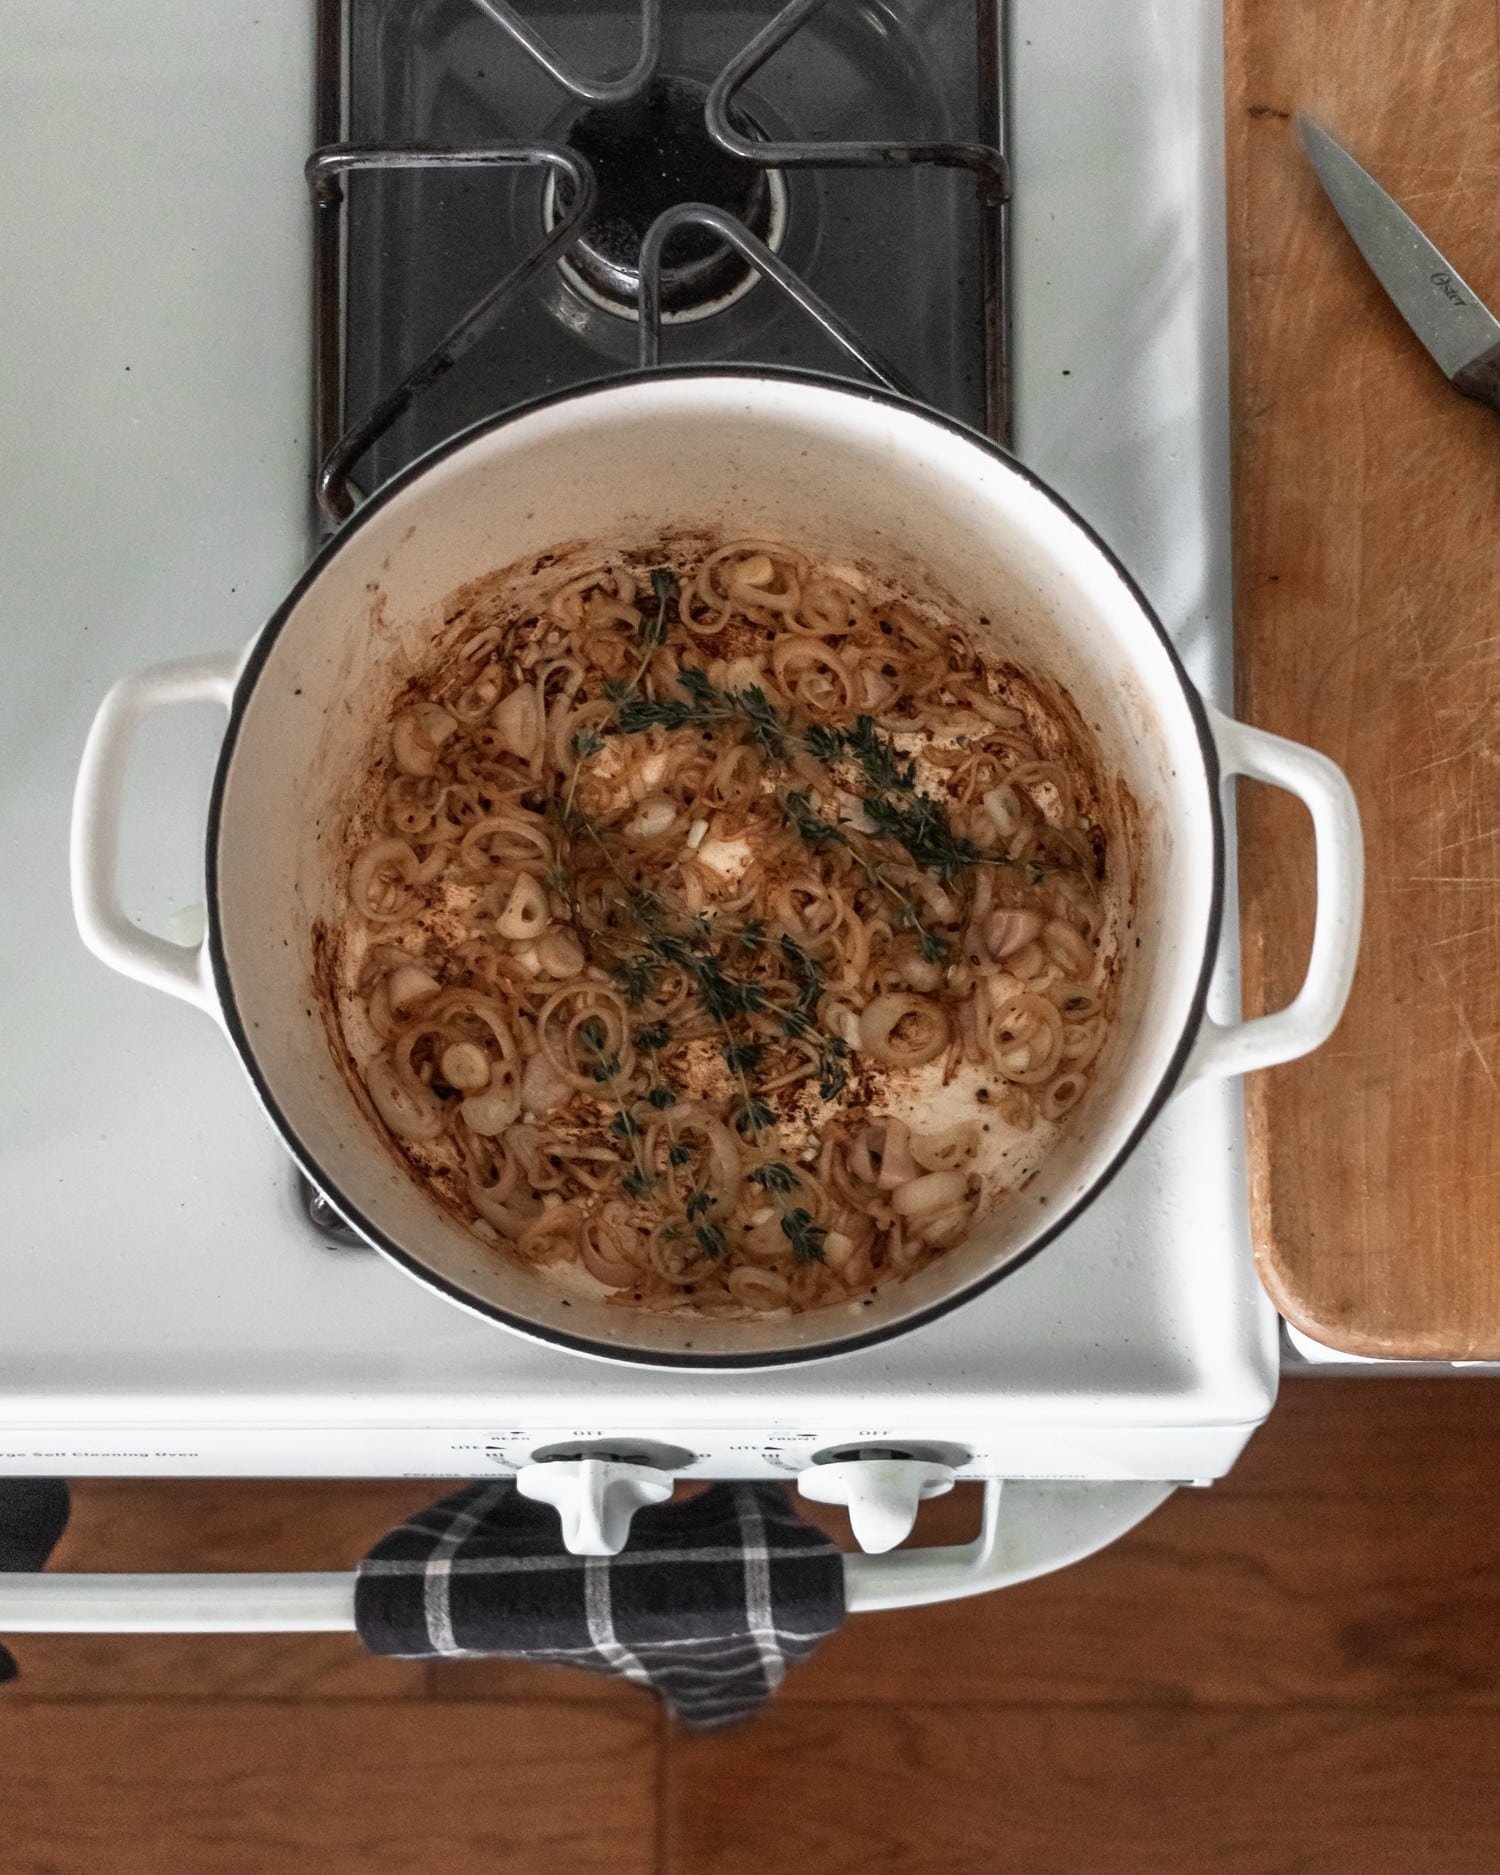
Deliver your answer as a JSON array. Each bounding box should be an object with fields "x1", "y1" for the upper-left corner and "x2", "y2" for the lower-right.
[
  {"x1": 612, "y1": 955, "x2": 660, "y2": 1006},
  {"x1": 734, "y1": 1097, "x2": 776, "y2": 1136},
  {"x1": 816, "y1": 1035, "x2": 850, "y2": 1102},
  {"x1": 750, "y1": 1161, "x2": 798, "y2": 1194},
  {"x1": 779, "y1": 1207, "x2": 826, "y2": 1265}
]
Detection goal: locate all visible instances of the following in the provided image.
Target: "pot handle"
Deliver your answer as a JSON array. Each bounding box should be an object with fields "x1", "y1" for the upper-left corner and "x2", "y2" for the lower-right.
[
  {"x1": 1178, "y1": 706, "x2": 1363, "y2": 1092},
  {"x1": 70, "y1": 652, "x2": 239, "y2": 1020}
]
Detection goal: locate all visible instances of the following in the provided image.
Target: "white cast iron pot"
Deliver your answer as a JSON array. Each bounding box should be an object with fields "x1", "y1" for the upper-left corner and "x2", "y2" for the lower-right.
[{"x1": 71, "y1": 371, "x2": 1363, "y2": 1368}]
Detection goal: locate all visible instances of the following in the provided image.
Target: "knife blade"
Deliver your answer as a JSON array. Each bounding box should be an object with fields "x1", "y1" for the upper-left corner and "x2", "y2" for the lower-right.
[{"x1": 1296, "y1": 115, "x2": 1500, "y2": 410}]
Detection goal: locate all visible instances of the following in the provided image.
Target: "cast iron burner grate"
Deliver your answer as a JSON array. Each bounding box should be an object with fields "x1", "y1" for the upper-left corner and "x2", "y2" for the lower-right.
[{"x1": 309, "y1": 0, "x2": 1009, "y2": 525}]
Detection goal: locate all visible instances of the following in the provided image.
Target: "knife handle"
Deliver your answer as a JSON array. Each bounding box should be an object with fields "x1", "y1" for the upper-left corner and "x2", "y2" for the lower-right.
[{"x1": 1453, "y1": 339, "x2": 1500, "y2": 413}]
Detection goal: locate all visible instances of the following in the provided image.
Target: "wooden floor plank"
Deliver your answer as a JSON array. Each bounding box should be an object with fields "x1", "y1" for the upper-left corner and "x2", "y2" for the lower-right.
[
  {"x1": 666, "y1": 1705, "x2": 1500, "y2": 1875},
  {"x1": 1223, "y1": 1379, "x2": 1500, "y2": 1497},
  {"x1": 0, "y1": 1701, "x2": 658, "y2": 1875},
  {"x1": 423, "y1": 1656, "x2": 658, "y2": 1706},
  {"x1": 776, "y1": 1488, "x2": 1500, "y2": 1707},
  {"x1": 8, "y1": 1631, "x2": 421, "y2": 1702}
]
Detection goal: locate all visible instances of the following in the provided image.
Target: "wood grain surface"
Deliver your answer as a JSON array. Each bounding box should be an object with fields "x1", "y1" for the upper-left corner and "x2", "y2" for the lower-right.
[
  {"x1": 665, "y1": 1705, "x2": 1500, "y2": 1875},
  {"x1": 0, "y1": 1701, "x2": 659, "y2": 1875},
  {"x1": 1227, "y1": 2, "x2": 1500, "y2": 1353}
]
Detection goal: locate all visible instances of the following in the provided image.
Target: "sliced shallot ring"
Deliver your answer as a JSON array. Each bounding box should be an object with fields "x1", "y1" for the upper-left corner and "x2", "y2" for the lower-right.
[
  {"x1": 859, "y1": 993, "x2": 951, "y2": 1068},
  {"x1": 459, "y1": 1058, "x2": 522, "y2": 1136},
  {"x1": 365, "y1": 1055, "x2": 444, "y2": 1141},
  {"x1": 497, "y1": 873, "x2": 550, "y2": 942},
  {"x1": 350, "y1": 838, "x2": 421, "y2": 923},
  {"x1": 492, "y1": 682, "x2": 542, "y2": 762}
]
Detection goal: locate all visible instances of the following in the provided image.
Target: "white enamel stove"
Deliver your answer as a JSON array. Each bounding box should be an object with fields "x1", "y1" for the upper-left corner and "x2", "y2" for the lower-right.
[{"x1": 0, "y1": 0, "x2": 1277, "y2": 1619}]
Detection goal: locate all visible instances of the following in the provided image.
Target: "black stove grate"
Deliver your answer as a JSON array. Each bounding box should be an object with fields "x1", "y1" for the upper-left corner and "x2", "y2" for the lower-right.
[{"x1": 309, "y1": 0, "x2": 1010, "y2": 525}]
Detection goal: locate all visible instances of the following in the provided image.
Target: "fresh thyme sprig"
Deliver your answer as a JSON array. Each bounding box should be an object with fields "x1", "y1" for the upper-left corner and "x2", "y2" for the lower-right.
[
  {"x1": 564, "y1": 726, "x2": 605, "y2": 824},
  {"x1": 578, "y1": 1013, "x2": 657, "y2": 1197},
  {"x1": 779, "y1": 790, "x2": 950, "y2": 964},
  {"x1": 606, "y1": 667, "x2": 786, "y2": 759},
  {"x1": 620, "y1": 568, "x2": 678, "y2": 698},
  {"x1": 744, "y1": 1162, "x2": 825, "y2": 1265},
  {"x1": 551, "y1": 680, "x2": 843, "y2": 1272},
  {"x1": 608, "y1": 670, "x2": 1038, "y2": 899}
]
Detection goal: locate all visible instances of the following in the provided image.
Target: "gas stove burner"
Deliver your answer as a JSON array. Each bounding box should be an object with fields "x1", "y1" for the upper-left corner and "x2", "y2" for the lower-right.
[
  {"x1": 543, "y1": 75, "x2": 788, "y2": 323},
  {"x1": 319, "y1": 0, "x2": 1008, "y2": 514}
]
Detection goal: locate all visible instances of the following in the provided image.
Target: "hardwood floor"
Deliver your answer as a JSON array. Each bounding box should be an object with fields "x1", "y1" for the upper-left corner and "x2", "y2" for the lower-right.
[{"x1": 4, "y1": 1380, "x2": 1500, "y2": 1872}]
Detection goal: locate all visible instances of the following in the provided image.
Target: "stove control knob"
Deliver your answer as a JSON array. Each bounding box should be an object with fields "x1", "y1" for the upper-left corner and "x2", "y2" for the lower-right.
[
  {"x1": 797, "y1": 1455, "x2": 957, "y2": 1554},
  {"x1": 516, "y1": 1457, "x2": 673, "y2": 1556}
]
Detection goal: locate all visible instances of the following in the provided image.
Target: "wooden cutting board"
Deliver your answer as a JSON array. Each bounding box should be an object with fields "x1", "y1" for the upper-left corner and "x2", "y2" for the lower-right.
[{"x1": 1226, "y1": 0, "x2": 1500, "y2": 1356}]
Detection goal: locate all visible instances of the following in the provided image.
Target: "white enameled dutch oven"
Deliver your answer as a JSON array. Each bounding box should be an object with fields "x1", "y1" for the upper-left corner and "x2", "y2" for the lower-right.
[{"x1": 71, "y1": 371, "x2": 1363, "y2": 1368}]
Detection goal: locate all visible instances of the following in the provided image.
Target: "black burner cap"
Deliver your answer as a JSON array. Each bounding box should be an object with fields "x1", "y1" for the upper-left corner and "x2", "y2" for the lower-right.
[{"x1": 555, "y1": 76, "x2": 777, "y2": 315}]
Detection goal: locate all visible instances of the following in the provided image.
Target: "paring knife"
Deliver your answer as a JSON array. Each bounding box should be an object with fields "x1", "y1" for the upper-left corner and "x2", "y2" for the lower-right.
[{"x1": 1297, "y1": 115, "x2": 1500, "y2": 411}]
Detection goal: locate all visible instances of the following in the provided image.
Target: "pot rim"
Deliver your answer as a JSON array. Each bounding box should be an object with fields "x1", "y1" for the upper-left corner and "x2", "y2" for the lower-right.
[{"x1": 205, "y1": 365, "x2": 1225, "y2": 1369}]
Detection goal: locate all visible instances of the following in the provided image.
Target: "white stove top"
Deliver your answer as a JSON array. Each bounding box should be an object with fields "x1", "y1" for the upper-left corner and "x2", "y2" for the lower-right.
[{"x1": 0, "y1": 0, "x2": 1276, "y2": 1481}]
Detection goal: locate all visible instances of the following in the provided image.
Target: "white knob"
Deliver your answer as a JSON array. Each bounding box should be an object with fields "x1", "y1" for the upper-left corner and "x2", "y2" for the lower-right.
[
  {"x1": 515, "y1": 1457, "x2": 673, "y2": 1556},
  {"x1": 797, "y1": 1457, "x2": 956, "y2": 1554}
]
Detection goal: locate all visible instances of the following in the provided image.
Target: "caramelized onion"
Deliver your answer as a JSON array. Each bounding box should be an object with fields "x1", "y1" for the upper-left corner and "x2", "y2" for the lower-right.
[
  {"x1": 365, "y1": 1056, "x2": 443, "y2": 1140},
  {"x1": 891, "y1": 1169, "x2": 966, "y2": 1220},
  {"x1": 497, "y1": 873, "x2": 549, "y2": 942},
  {"x1": 579, "y1": 1203, "x2": 646, "y2": 1288},
  {"x1": 517, "y1": 1202, "x2": 585, "y2": 1264},
  {"x1": 492, "y1": 682, "x2": 542, "y2": 762},
  {"x1": 342, "y1": 539, "x2": 1111, "y2": 1320},
  {"x1": 459, "y1": 1059, "x2": 522, "y2": 1135},
  {"x1": 386, "y1": 964, "x2": 441, "y2": 1014},
  {"x1": 520, "y1": 1050, "x2": 571, "y2": 1116},
  {"x1": 985, "y1": 909, "x2": 1045, "y2": 960},
  {"x1": 910, "y1": 1122, "x2": 980, "y2": 1174},
  {"x1": 727, "y1": 1267, "x2": 790, "y2": 1309},
  {"x1": 350, "y1": 839, "x2": 422, "y2": 923},
  {"x1": 392, "y1": 705, "x2": 457, "y2": 778},
  {"x1": 859, "y1": 994, "x2": 951, "y2": 1068}
]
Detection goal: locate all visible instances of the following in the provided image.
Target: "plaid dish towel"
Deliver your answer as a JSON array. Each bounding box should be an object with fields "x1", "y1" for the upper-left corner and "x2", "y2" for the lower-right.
[
  {"x1": 355, "y1": 1478, "x2": 844, "y2": 1727},
  {"x1": 0, "y1": 1480, "x2": 70, "y2": 1685}
]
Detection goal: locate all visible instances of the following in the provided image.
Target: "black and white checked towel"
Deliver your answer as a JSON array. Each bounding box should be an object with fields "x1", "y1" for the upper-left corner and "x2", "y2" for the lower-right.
[{"x1": 356, "y1": 1479, "x2": 845, "y2": 1726}]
